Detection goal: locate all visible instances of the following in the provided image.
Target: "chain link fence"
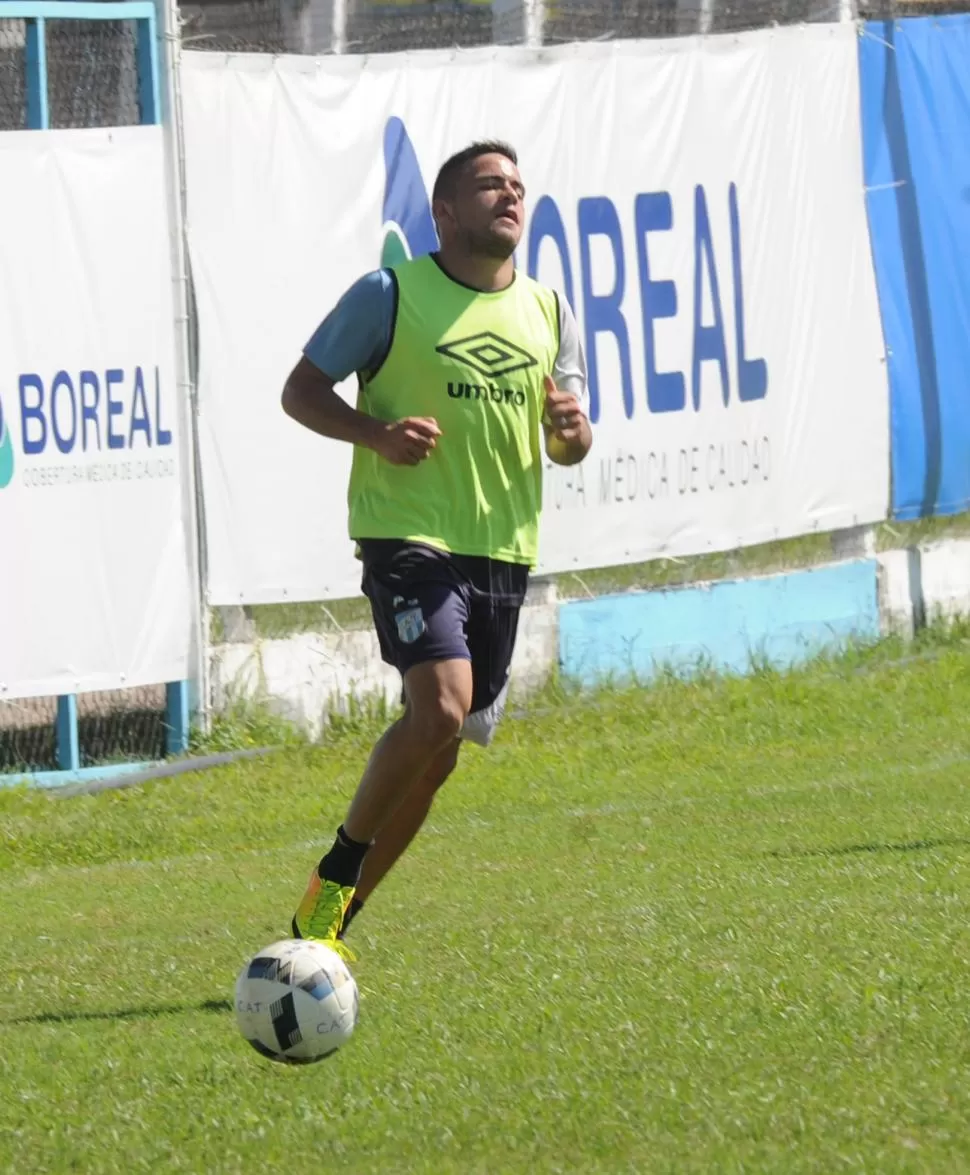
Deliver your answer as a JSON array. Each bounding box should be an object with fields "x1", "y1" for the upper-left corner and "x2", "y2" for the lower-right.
[
  {"x1": 177, "y1": 0, "x2": 970, "y2": 56},
  {"x1": 47, "y1": 17, "x2": 140, "y2": 128},
  {"x1": 0, "y1": 16, "x2": 142, "y2": 132},
  {"x1": 0, "y1": 688, "x2": 169, "y2": 774},
  {"x1": 0, "y1": 19, "x2": 25, "y2": 129},
  {"x1": 0, "y1": 15, "x2": 141, "y2": 132}
]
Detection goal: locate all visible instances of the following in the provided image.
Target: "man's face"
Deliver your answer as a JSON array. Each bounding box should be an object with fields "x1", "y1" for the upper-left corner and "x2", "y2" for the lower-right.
[{"x1": 436, "y1": 153, "x2": 526, "y2": 260}]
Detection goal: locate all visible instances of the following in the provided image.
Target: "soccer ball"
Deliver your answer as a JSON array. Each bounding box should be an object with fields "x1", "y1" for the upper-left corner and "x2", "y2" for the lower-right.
[{"x1": 234, "y1": 938, "x2": 359, "y2": 1064}]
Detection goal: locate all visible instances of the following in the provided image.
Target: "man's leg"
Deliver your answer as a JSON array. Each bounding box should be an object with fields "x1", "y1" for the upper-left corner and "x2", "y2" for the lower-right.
[
  {"x1": 352, "y1": 738, "x2": 461, "y2": 907},
  {"x1": 342, "y1": 662, "x2": 469, "y2": 843},
  {"x1": 292, "y1": 660, "x2": 471, "y2": 952},
  {"x1": 342, "y1": 597, "x2": 521, "y2": 938}
]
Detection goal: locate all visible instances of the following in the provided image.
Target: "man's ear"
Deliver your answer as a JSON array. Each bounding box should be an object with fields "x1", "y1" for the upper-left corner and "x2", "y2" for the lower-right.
[{"x1": 431, "y1": 196, "x2": 453, "y2": 234}]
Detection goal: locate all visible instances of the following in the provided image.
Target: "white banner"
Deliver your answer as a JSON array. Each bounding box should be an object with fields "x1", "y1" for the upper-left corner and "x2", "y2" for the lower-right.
[
  {"x1": 0, "y1": 128, "x2": 195, "y2": 699},
  {"x1": 182, "y1": 24, "x2": 889, "y2": 605}
]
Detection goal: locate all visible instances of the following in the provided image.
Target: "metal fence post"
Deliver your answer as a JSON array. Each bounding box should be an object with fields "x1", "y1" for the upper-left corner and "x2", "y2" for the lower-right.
[
  {"x1": 282, "y1": 0, "x2": 347, "y2": 54},
  {"x1": 55, "y1": 695, "x2": 80, "y2": 771},
  {"x1": 24, "y1": 17, "x2": 48, "y2": 128},
  {"x1": 493, "y1": 0, "x2": 545, "y2": 47}
]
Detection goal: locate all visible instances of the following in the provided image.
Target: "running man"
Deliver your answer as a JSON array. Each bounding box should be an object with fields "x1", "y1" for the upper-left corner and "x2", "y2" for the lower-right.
[{"x1": 281, "y1": 140, "x2": 592, "y2": 959}]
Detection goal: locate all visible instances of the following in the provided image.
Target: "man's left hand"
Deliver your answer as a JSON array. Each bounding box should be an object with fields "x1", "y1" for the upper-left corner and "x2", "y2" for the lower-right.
[{"x1": 543, "y1": 375, "x2": 592, "y2": 465}]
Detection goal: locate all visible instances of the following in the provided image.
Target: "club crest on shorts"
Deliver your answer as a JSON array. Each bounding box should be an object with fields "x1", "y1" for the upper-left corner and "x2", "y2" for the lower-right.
[{"x1": 394, "y1": 600, "x2": 426, "y2": 644}]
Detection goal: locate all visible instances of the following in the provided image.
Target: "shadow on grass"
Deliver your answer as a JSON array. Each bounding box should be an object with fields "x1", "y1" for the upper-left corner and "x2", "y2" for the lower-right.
[
  {"x1": 5, "y1": 997, "x2": 233, "y2": 1027},
  {"x1": 769, "y1": 836, "x2": 970, "y2": 860}
]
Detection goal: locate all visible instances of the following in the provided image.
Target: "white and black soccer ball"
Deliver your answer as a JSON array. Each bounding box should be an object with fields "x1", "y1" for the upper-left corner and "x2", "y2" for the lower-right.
[{"x1": 235, "y1": 938, "x2": 359, "y2": 1064}]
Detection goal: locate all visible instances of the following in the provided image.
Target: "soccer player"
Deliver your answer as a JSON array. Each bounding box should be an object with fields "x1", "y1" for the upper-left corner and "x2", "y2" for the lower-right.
[{"x1": 281, "y1": 140, "x2": 592, "y2": 959}]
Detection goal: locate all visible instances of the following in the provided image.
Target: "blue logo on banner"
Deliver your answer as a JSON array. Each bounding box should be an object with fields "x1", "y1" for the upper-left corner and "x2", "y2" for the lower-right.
[
  {"x1": 16, "y1": 366, "x2": 172, "y2": 456},
  {"x1": 381, "y1": 116, "x2": 438, "y2": 266},
  {"x1": 0, "y1": 366, "x2": 174, "y2": 491},
  {"x1": 0, "y1": 392, "x2": 13, "y2": 489}
]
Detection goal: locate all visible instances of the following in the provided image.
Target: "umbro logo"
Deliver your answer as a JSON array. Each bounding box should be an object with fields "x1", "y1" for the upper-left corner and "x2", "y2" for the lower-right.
[{"x1": 436, "y1": 331, "x2": 537, "y2": 379}]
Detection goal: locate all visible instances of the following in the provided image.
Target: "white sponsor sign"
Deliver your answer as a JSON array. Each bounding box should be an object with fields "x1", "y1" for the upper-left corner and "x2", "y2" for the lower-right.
[
  {"x1": 181, "y1": 24, "x2": 889, "y2": 605},
  {"x1": 0, "y1": 128, "x2": 195, "y2": 699}
]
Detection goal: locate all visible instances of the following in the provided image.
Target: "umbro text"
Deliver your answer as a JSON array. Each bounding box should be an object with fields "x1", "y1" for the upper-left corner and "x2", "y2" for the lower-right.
[{"x1": 447, "y1": 382, "x2": 527, "y2": 407}]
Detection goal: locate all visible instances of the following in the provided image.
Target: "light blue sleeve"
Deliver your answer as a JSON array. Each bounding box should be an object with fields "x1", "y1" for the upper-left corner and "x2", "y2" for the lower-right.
[{"x1": 302, "y1": 270, "x2": 396, "y2": 382}]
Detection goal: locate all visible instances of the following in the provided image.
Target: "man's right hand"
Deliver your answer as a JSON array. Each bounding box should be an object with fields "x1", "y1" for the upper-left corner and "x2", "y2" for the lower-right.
[{"x1": 373, "y1": 417, "x2": 442, "y2": 466}]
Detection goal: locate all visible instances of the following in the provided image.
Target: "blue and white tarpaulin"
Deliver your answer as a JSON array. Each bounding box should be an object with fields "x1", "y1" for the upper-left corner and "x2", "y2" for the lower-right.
[
  {"x1": 860, "y1": 15, "x2": 970, "y2": 520},
  {"x1": 0, "y1": 129, "x2": 194, "y2": 697},
  {"x1": 182, "y1": 24, "x2": 890, "y2": 604}
]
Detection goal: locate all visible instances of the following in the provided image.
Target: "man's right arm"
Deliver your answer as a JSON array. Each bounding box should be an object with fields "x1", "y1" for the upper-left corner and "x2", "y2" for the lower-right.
[
  {"x1": 281, "y1": 271, "x2": 441, "y2": 466},
  {"x1": 281, "y1": 356, "x2": 387, "y2": 450}
]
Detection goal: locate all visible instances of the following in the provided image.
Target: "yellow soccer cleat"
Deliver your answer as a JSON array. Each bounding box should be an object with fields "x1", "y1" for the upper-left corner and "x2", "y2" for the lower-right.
[{"x1": 291, "y1": 869, "x2": 358, "y2": 963}]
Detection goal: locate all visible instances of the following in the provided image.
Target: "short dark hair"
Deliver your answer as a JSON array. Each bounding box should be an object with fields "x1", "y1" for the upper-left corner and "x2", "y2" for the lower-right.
[{"x1": 431, "y1": 140, "x2": 519, "y2": 203}]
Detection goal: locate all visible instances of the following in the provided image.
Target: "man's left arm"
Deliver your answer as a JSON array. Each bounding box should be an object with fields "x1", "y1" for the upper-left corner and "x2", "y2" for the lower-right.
[{"x1": 544, "y1": 296, "x2": 592, "y2": 467}]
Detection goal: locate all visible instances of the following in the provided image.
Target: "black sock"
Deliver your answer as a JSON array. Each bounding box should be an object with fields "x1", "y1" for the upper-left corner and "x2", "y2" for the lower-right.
[
  {"x1": 337, "y1": 896, "x2": 365, "y2": 940},
  {"x1": 317, "y1": 825, "x2": 370, "y2": 888}
]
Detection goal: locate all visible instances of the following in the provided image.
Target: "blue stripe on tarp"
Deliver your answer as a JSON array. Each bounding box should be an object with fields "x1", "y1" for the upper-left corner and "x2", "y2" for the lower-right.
[
  {"x1": 559, "y1": 560, "x2": 880, "y2": 687},
  {"x1": 859, "y1": 16, "x2": 970, "y2": 520}
]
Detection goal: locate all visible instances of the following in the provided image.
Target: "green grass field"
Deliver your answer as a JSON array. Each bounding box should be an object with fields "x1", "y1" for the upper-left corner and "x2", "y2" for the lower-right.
[{"x1": 3, "y1": 632, "x2": 970, "y2": 1173}]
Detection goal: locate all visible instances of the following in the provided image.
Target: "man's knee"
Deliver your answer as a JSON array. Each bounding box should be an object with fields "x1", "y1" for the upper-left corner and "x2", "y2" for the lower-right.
[
  {"x1": 408, "y1": 698, "x2": 466, "y2": 751},
  {"x1": 403, "y1": 660, "x2": 472, "y2": 752}
]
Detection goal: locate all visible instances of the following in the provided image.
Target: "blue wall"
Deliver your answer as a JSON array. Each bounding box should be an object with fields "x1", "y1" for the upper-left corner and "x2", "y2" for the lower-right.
[
  {"x1": 559, "y1": 561, "x2": 880, "y2": 686},
  {"x1": 860, "y1": 16, "x2": 970, "y2": 521}
]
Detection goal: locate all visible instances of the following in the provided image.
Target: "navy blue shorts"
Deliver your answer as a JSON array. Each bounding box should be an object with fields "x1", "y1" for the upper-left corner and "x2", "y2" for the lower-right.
[{"x1": 358, "y1": 540, "x2": 529, "y2": 742}]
